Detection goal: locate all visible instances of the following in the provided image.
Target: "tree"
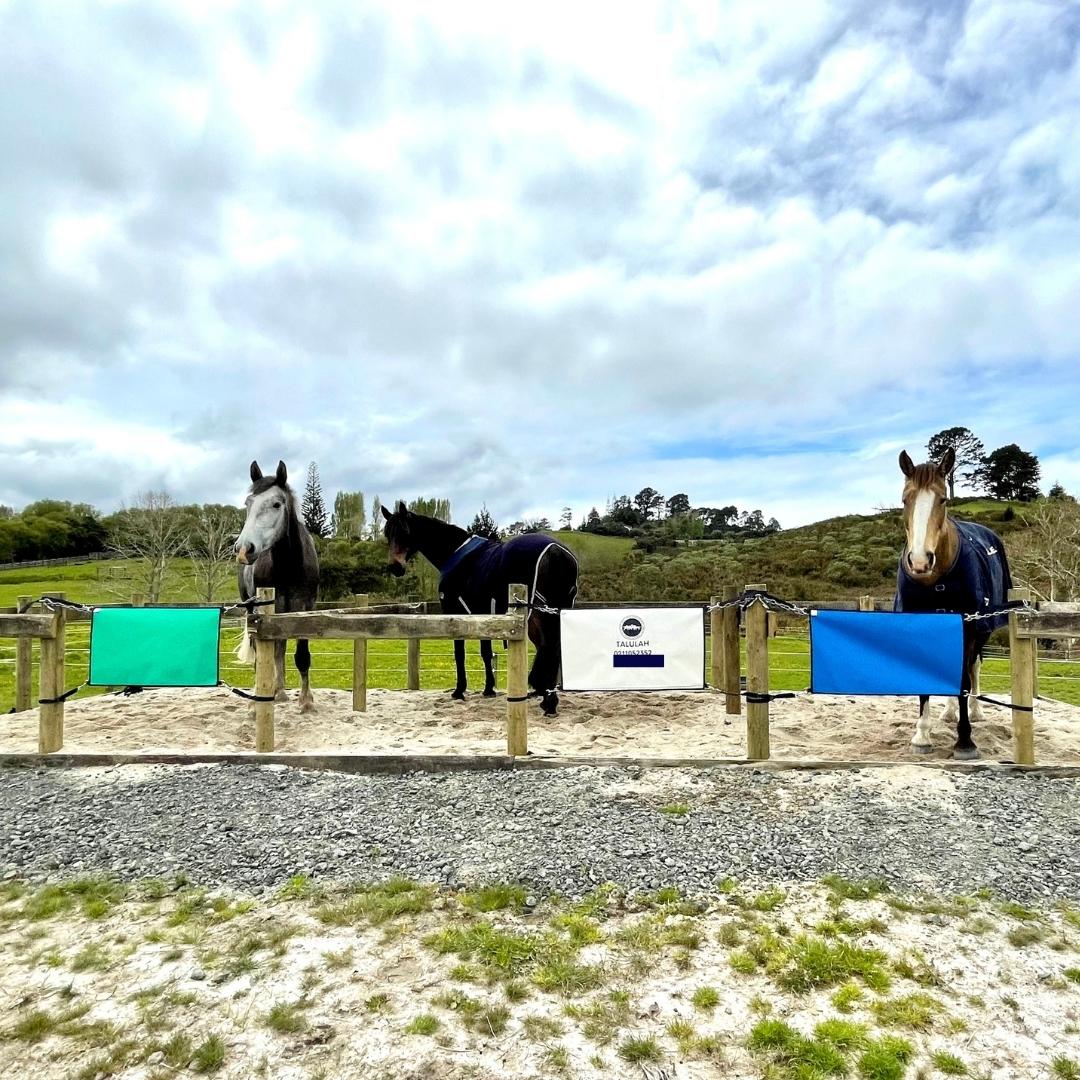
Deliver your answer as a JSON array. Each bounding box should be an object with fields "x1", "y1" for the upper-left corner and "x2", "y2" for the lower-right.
[
  {"x1": 973, "y1": 444, "x2": 1041, "y2": 501},
  {"x1": 666, "y1": 493, "x2": 691, "y2": 518},
  {"x1": 1009, "y1": 497, "x2": 1080, "y2": 601},
  {"x1": 108, "y1": 491, "x2": 187, "y2": 603},
  {"x1": 469, "y1": 504, "x2": 500, "y2": 540},
  {"x1": 332, "y1": 491, "x2": 365, "y2": 540},
  {"x1": 187, "y1": 504, "x2": 244, "y2": 602},
  {"x1": 1048, "y1": 482, "x2": 1073, "y2": 501},
  {"x1": 302, "y1": 462, "x2": 329, "y2": 537},
  {"x1": 927, "y1": 427, "x2": 986, "y2": 499},
  {"x1": 409, "y1": 497, "x2": 451, "y2": 521},
  {"x1": 560, "y1": 506, "x2": 573, "y2": 530},
  {"x1": 368, "y1": 496, "x2": 383, "y2": 540},
  {"x1": 582, "y1": 507, "x2": 602, "y2": 532},
  {"x1": 633, "y1": 487, "x2": 665, "y2": 521}
]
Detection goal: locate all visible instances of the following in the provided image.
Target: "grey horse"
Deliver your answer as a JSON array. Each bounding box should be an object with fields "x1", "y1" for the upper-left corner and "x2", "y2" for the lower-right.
[{"x1": 234, "y1": 460, "x2": 320, "y2": 712}]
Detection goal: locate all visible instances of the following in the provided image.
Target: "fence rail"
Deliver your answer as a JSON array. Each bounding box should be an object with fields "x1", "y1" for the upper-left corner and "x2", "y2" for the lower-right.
[{"x1": 4, "y1": 587, "x2": 1079, "y2": 765}]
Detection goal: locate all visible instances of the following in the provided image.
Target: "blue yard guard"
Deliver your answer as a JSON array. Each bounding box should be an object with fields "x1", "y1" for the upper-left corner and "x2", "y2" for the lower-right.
[{"x1": 809, "y1": 609, "x2": 964, "y2": 697}]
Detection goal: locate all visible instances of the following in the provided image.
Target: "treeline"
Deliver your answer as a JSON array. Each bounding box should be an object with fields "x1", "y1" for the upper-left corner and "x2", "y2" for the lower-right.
[
  {"x1": 926, "y1": 427, "x2": 1046, "y2": 500},
  {"x1": 575, "y1": 490, "x2": 781, "y2": 541}
]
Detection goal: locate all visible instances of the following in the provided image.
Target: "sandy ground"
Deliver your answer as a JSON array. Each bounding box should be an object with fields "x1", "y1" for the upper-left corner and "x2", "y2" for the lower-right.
[
  {"x1": 2, "y1": 875, "x2": 1078, "y2": 1080},
  {"x1": 2, "y1": 686, "x2": 1078, "y2": 762}
]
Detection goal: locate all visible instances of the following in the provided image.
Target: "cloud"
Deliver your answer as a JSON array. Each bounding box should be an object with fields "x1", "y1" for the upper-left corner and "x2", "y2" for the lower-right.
[{"x1": 1, "y1": 0, "x2": 1078, "y2": 529}]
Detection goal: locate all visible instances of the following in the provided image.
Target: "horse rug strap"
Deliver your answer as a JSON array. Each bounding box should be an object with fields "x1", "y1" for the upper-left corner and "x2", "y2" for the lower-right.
[
  {"x1": 810, "y1": 610, "x2": 963, "y2": 696},
  {"x1": 89, "y1": 607, "x2": 222, "y2": 688},
  {"x1": 560, "y1": 608, "x2": 705, "y2": 691},
  {"x1": 895, "y1": 519, "x2": 1012, "y2": 640}
]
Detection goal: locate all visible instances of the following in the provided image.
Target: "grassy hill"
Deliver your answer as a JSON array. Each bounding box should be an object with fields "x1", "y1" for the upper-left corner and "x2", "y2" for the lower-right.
[{"x1": 577, "y1": 498, "x2": 1031, "y2": 603}]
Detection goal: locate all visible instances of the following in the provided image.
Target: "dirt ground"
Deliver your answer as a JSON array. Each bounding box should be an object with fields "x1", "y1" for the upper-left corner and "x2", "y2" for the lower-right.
[{"x1": 2, "y1": 686, "x2": 1078, "y2": 763}]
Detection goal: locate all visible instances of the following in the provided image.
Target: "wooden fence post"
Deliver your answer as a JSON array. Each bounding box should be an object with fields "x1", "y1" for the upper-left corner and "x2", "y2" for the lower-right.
[
  {"x1": 745, "y1": 582, "x2": 770, "y2": 760},
  {"x1": 14, "y1": 595, "x2": 32, "y2": 713},
  {"x1": 858, "y1": 595, "x2": 875, "y2": 613},
  {"x1": 131, "y1": 593, "x2": 145, "y2": 608},
  {"x1": 710, "y1": 593, "x2": 722, "y2": 692},
  {"x1": 1008, "y1": 586, "x2": 1035, "y2": 766},
  {"x1": 506, "y1": 584, "x2": 528, "y2": 757},
  {"x1": 722, "y1": 583, "x2": 741, "y2": 716},
  {"x1": 38, "y1": 593, "x2": 66, "y2": 754},
  {"x1": 352, "y1": 638, "x2": 367, "y2": 713},
  {"x1": 254, "y1": 587, "x2": 277, "y2": 752},
  {"x1": 407, "y1": 639, "x2": 421, "y2": 691}
]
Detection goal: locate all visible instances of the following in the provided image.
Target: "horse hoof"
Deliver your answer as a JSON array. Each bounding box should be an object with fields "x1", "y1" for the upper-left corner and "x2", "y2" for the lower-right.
[
  {"x1": 541, "y1": 693, "x2": 558, "y2": 716},
  {"x1": 483, "y1": 689, "x2": 497, "y2": 698},
  {"x1": 953, "y1": 747, "x2": 980, "y2": 761},
  {"x1": 910, "y1": 743, "x2": 935, "y2": 755},
  {"x1": 451, "y1": 690, "x2": 466, "y2": 701},
  {"x1": 299, "y1": 699, "x2": 316, "y2": 715}
]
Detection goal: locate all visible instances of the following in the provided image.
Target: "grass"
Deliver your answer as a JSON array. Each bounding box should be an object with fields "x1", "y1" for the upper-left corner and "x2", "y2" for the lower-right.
[
  {"x1": 1052, "y1": 1057, "x2": 1080, "y2": 1080},
  {"x1": 931, "y1": 1049, "x2": 968, "y2": 1075},
  {"x1": 460, "y1": 883, "x2": 528, "y2": 913},
  {"x1": 617, "y1": 1035, "x2": 663, "y2": 1064},
  {"x1": 316, "y1": 879, "x2": 435, "y2": 927},
  {"x1": 870, "y1": 992, "x2": 941, "y2": 1031},
  {"x1": 403, "y1": 1014, "x2": 440, "y2": 1036},
  {"x1": 691, "y1": 986, "x2": 720, "y2": 1011}
]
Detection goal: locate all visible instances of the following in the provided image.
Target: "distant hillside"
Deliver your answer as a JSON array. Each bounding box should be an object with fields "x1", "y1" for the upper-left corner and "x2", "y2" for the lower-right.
[{"x1": 576, "y1": 499, "x2": 1032, "y2": 603}]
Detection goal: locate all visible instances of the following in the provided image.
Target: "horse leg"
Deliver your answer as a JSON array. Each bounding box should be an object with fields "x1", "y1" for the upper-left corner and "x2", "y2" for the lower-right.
[
  {"x1": 295, "y1": 638, "x2": 315, "y2": 714},
  {"x1": 527, "y1": 612, "x2": 560, "y2": 716},
  {"x1": 968, "y1": 655, "x2": 984, "y2": 724},
  {"x1": 451, "y1": 638, "x2": 467, "y2": 700},
  {"x1": 274, "y1": 640, "x2": 288, "y2": 702},
  {"x1": 480, "y1": 639, "x2": 496, "y2": 697},
  {"x1": 911, "y1": 694, "x2": 934, "y2": 754},
  {"x1": 953, "y1": 642, "x2": 980, "y2": 760}
]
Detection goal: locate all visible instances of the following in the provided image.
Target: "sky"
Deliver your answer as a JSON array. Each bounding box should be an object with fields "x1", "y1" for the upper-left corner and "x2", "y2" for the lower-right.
[{"x1": 2, "y1": 0, "x2": 1079, "y2": 531}]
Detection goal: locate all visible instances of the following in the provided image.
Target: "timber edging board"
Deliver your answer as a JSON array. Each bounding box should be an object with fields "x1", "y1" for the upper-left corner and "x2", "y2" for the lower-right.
[{"x1": 2, "y1": 753, "x2": 1079, "y2": 778}]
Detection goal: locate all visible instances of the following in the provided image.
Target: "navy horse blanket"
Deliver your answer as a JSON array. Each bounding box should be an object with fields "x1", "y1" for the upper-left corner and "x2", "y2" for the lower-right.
[
  {"x1": 894, "y1": 519, "x2": 1012, "y2": 646},
  {"x1": 439, "y1": 533, "x2": 575, "y2": 615}
]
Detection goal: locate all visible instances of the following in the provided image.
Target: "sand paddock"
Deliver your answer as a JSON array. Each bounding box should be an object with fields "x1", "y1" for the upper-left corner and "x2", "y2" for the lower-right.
[{"x1": 2, "y1": 686, "x2": 1079, "y2": 763}]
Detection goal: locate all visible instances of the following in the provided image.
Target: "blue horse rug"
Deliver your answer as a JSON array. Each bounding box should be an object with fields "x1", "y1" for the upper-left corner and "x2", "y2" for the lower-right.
[
  {"x1": 439, "y1": 533, "x2": 572, "y2": 614},
  {"x1": 894, "y1": 519, "x2": 1012, "y2": 647}
]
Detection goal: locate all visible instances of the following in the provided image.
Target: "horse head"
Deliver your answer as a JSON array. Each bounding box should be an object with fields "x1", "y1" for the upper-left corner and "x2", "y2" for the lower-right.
[
  {"x1": 381, "y1": 500, "x2": 413, "y2": 577},
  {"x1": 899, "y1": 447, "x2": 955, "y2": 578},
  {"x1": 235, "y1": 459, "x2": 292, "y2": 564}
]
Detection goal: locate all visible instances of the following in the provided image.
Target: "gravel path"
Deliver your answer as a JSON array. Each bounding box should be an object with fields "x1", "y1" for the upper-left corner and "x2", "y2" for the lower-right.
[{"x1": 3, "y1": 763, "x2": 1079, "y2": 902}]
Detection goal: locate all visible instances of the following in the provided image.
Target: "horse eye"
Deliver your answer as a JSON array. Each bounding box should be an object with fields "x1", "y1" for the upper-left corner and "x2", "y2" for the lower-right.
[{"x1": 273, "y1": 501, "x2": 282, "y2": 509}]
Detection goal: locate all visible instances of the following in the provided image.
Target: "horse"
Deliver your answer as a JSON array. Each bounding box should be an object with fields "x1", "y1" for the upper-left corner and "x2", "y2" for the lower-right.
[
  {"x1": 381, "y1": 501, "x2": 579, "y2": 715},
  {"x1": 233, "y1": 460, "x2": 320, "y2": 713},
  {"x1": 895, "y1": 447, "x2": 1012, "y2": 759}
]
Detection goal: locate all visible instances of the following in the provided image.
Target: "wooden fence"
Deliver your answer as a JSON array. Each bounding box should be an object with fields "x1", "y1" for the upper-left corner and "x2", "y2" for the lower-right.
[{"x1": 3, "y1": 586, "x2": 1077, "y2": 765}]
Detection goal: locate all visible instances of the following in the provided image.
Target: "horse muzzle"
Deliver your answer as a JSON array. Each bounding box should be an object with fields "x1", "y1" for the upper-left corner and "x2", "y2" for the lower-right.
[
  {"x1": 387, "y1": 561, "x2": 406, "y2": 577},
  {"x1": 235, "y1": 543, "x2": 256, "y2": 565}
]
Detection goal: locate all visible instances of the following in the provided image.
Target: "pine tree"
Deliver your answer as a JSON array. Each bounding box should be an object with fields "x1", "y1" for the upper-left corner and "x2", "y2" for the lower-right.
[
  {"x1": 469, "y1": 504, "x2": 500, "y2": 539},
  {"x1": 302, "y1": 462, "x2": 329, "y2": 536}
]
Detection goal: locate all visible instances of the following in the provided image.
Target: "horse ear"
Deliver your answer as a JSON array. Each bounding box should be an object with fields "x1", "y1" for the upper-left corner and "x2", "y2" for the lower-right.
[
  {"x1": 899, "y1": 450, "x2": 915, "y2": 478},
  {"x1": 938, "y1": 447, "x2": 955, "y2": 478},
  {"x1": 381, "y1": 505, "x2": 392, "y2": 521},
  {"x1": 275, "y1": 461, "x2": 288, "y2": 486},
  {"x1": 250, "y1": 460, "x2": 262, "y2": 482},
  {"x1": 396, "y1": 500, "x2": 408, "y2": 515}
]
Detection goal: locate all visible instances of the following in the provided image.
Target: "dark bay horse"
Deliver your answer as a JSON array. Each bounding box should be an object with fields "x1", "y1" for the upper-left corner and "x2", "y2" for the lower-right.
[
  {"x1": 234, "y1": 460, "x2": 320, "y2": 712},
  {"x1": 381, "y1": 502, "x2": 579, "y2": 714},
  {"x1": 895, "y1": 448, "x2": 1012, "y2": 758}
]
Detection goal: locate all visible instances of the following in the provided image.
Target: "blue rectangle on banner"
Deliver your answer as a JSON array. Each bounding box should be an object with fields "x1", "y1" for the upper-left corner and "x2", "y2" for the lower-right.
[
  {"x1": 613, "y1": 654, "x2": 665, "y2": 668},
  {"x1": 810, "y1": 610, "x2": 963, "y2": 696}
]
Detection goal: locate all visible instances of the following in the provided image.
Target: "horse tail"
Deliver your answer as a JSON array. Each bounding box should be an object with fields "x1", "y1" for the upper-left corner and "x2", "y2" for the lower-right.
[{"x1": 235, "y1": 616, "x2": 256, "y2": 664}]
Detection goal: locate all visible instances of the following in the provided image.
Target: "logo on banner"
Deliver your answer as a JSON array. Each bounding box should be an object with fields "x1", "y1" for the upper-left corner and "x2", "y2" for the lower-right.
[{"x1": 614, "y1": 615, "x2": 664, "y2": 669}]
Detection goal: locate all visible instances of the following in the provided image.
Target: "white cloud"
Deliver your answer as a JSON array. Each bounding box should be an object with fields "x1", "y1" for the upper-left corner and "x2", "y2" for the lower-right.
[{"x1": 1, "y1": 0, "x2": 1078, "y2": 531}]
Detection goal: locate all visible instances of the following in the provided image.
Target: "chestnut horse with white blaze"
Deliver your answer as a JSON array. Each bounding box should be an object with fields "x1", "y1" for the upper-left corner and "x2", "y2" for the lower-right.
[
  {"x1": 895, "y1": 448, "x2": 1012, "y2": 759},
  {"x1": 233, "y1": 460, "x2": 320, "y2": 713}
]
